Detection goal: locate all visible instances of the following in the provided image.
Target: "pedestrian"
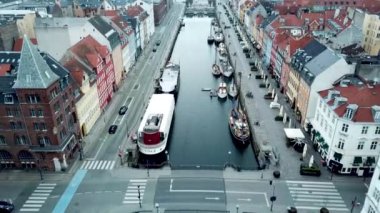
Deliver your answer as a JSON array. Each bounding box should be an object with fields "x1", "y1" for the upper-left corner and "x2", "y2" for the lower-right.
[{"x1": 248, "y1": 73, "x2": 252, "y2": 79}]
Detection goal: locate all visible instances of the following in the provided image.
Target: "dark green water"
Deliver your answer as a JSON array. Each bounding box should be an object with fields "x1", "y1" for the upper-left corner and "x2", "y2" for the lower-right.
[{"x1": 167, "y1": 17, "x2": 258, "y2": 170}]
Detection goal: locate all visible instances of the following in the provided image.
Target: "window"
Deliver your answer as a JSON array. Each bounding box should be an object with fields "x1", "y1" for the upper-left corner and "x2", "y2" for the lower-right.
[
  {"x1": 370, "y1": 141, "x2": 378, "y2": 150},
  {"x1": 10, "y1": 122, "x2": 16, "y2": 129},
  {"x1": 53, "y1": 102, "x2": 60, "y2": 113},
  {"x1": 341, "y1": 124, "x2": 349, "y2": 132},
  {"x1": 16, "y1": 136, "x2": 28, "y2": 145},
  {"x1": 368, "y1": 205, "x2": 375, "y2": 213},
  {"x1": 357, "y1": 141, "x2": 364, "y2": 150},
  {"x1": 4, "y1": 94, "x2": 14, "y2": 104},
  {"x1": 26, "y1": 94, "x2": 40, "y2": 103},
  {"x1": 30, "y1": 109, "x2": 36, "y2": 117},
  {"x1": 37, "y1": 109, "x2": 43, "y2": 117},
  {"x1": 338, "y1": 138, "x2": 345, "y2": 149},
  {"x1": 33, "y1": 123, "x2": 39, "y2": 130},
  {"x1": 40, "y1": 123, "x2": 47, "y2": 131},
  {"x1": 373, "y1": 187, "x2": 380, "y2": 203},
  {"x1": 6, "y1": 108, "x2": 13, "y2": 116},
  {"x1": 0, "y1": 136, "x2": 5, "y2": 145},
  {"x1": 38, "y1": 137, "x2": 51, "y2": 146},
  {"x1": 375, "y1": 126, "x2": 380, "y2": 134},
  {"x1": 362, "y1": 126, "x2": 368, "y2": 134}
]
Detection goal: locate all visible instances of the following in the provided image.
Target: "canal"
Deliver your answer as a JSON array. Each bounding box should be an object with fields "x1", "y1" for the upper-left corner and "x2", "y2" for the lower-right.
[{"x1": 167, "y1": 17, "x2": 259, "y2": 170}]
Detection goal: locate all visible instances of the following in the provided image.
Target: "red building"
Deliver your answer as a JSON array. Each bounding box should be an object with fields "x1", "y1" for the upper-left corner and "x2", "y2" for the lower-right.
[
  {"x1": 65, "y1": 35, "x2": 115, "y2": 110},
  {"x1": 0, "y1": 37, "x2": 81, "y2": 171},
  {"x1": 154, "y1": 0, "x2": 168, "y2": 26}
]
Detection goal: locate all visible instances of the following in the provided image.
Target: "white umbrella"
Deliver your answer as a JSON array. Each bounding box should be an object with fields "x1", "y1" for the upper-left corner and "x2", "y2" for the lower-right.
[
  {"x1": 288, "y1": 118, "x2": 292, "y2": 128},
  {"x1": 279, "y1": 105, "x2": 284, "y2": 116},
  {"x1": 302, "y1": 143, "x2": 307, "y2": 160},
  {"x1": 309, "y1": 155, "x2": 314, "y2": 167},
  {"x1": 283, "y1": 112, "x2": 287, "y2": 124},
  {"x1": 273, "y1": 94, "x2": 278, "y2": 103},
  {"x1": 271, "y1": 88, "x2": 275, "y2": 98}
]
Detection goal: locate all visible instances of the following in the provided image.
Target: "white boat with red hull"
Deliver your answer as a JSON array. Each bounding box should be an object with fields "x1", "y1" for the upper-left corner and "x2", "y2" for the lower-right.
[{"x1": 137, "y1": 94, "x2": 175, "y2": 156}]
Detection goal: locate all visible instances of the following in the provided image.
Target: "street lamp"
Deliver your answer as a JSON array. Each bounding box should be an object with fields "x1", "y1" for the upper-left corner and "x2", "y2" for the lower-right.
[
  {"x1": 36, "y1": 159, "x2": 44, "y2": 181},
  {"x1": 269, "y1": 180, "x2": 276, "y2": 212},
  {"x1": 236, "y1": 204, "x2": 239, "y2": 213},
  {"x1": 228, "y1": 151, "x2": 232, "y2": 167},
  {"x1": 165, "y1": 150, "x2": 170, "y2": 167},
  {"x1": 155, "y1": 203, "x2": 159, "y2": 213}
]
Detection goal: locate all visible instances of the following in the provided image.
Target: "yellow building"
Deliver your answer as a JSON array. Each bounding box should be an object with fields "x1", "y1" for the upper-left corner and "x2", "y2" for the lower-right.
[
  {"x1": 286, "y1": 67, "x2": 300, "y2": 109},
  {"x1": 239, "y1": 0, "x2": 254, "y2": 24},
  {"x1": 362, "y1": 13, "x2": 380, "y2": 56}
]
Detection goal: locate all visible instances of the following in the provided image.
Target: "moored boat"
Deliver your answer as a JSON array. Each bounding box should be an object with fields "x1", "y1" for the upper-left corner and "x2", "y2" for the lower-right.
[
  {"x1": 214, "y1": 33, "x2": 224, "y2": 45},
  {"x1": 212, "y1": 64, "x2": 221, "y2": 76},
  {"x1": 207, "y1": 35, "x2": 214, "y2": 44},
  {"x1": 229, "y1": 101, "x2": 250, "y2": 148},
  {"x1": 156, "y1": 62, "x2": 180, "y2": 94},
  {"x1": 220, "y1": 61, "x2": 233, "y2": 78},
  {"x1": 217, "y1": 82, "x2": 227, "y2": 99},
  {"x1": 228, "y1": 81, "x2": 238, "y2": 98},
  {"x1": 137, "y1": 94, "x2": 175, "y2": 155}
]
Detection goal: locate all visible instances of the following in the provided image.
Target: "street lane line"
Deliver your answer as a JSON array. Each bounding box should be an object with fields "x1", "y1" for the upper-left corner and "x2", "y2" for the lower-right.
[
  {"x1": 37, "y1": 186, "x2": 55, "y2": 190},
  {"x1": 101, "y1": 161, "x2": 107, "y2": 170},
  {"x1": 170, "y1": 189, "x2": 224, "y2": 193},
  {"x1": 39, "y1": 183, "x2": 56, "y2": 186},
  {"x1": 286, "y1": 180, "x2": 333, "y2": 185},
  {"x1": 124, "y1": 197, "x2": 139, "y2": 200},
  {"x1": 31, "y1": 193, "x2": 49, "y2": 197},
  {"x1": 26, "y1": 200, "x2": 45, "y2": 204},
  {"x1": 126, "y1": 189, "x2": 138, "y2": 193},
  {"x1": 128, "y1": 186, "x2": 145, "y2": 189},
  {"x1": 90, "y1": 161, "x2": 99, "y2": 170},
  {"x1": 125, "y1": 193, "x2": 143, "y2": 196},
  {"x1": 301, "y1": 184, "x2": 336, "y2": 188},
  {"x1": 205, "y1": 197, "x2": 220, "y2": 200},
  {"x1": 34, "y1": 190, "x2": 52, "y2": 193},
  {"x1": 22, "y1": 204, "x2": 42, "y2": 208},
  {"x1": 96, "y1": 161, "x2": 104, "y2": 169},
  {"x1": 86, "y1": 161, "x2": 95, "y2": 170},
  {"x1": 105, "y1": 161, "x2": 112, "y2": 169},
  {"x1": 28, "y1": 197, "x2": 48, "y2": 200},
  {"x1": 290, "y1": 191, "x2": 340, "y2": 195},
  {"x1": 80, "y1": 161, "x2": 90, "y2": 169},
  {"x1": 296, "y1": 206, "x2": 348, "y2": 211},
  {"x1": 123, "y1": 201, "x2": 139, "y2": 204},
  {"x1": 131, "y1": 182, "x2": 146, "y2": 186},
  {"x1": 130, "y1": 179, "x2": 147, "y2": 182},
  {"x1": 296, "y1": 203, "x2": 347, "y2": 208},
  {"x1": 237, "y1": 198, "x2": 251, "y2": 202},
  {"x1": 291, "y1": 194, "x2": 342, "y2": 199},
  {"x1": 109, "y1": 161, "x2": 116, "y2": 169},
  {"x1": 288, "y1": 187, "x2": 337, "y2": 191},
  {"x1": 20, "y1": 208, "x2": 40, "y2": 212},
  {"x1": 226, "y1": 191, "x2": 267, "y2": 195},
  {"x1": 294, "y1": 198, "x2": 344, "y2": 203},
  {"x1": 93, "y1": 142, "x2": 105, "y2": 159}
]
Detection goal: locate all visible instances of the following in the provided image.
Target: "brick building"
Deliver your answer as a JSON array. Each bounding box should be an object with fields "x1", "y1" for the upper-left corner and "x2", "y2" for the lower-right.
[{"x1": 0, "y1": 37, "x2": 81, "y2": 171}]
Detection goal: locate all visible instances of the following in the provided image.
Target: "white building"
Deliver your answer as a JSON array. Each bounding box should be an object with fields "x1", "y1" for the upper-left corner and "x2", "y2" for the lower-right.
[
  {"x1": 125, "y1": 0, "x2": 155, "y2": 40},
  {"x1": 361, "y1": 158, "x2": 380, "y2": 213},
  {"x1": 311, "y1": 78, "x2": 380, "y2": 176}
]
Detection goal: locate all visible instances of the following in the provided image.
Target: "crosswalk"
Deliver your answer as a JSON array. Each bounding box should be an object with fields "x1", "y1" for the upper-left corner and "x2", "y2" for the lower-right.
[
  {"x1": 286, "y1": 180, "x2": 349, "y2": 212},
  {"x1": 80, "y1": 160, "x2": 116, "y2": 170},
  {"x1": 123, "y1": 179, "x2": 147, "y2": 204},
  {"x1": 20, "y1": 183, "x2": 56, "y2": 212}
]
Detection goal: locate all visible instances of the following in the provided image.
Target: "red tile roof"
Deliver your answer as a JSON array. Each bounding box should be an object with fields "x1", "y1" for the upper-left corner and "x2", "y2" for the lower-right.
[
  {"x1": 0, "y1": 64, "x2": 11, "y2": 76},
  {"x1": 278, "y1": 34, "x2": 313, "y2": 57},
  {"x1": 13, "y1": 38, "x2": 38, "y2": 51},
  {"x1": 62, "y1": 58, "x2": 85, "y2": 86},
  {"x1": 70, "y1": 35, "x2": 109, "y2": 69},
  {"x1": 319, "y1": 84, "x2": 380, "y2": 122},
  {"x1": 127, "y1": 5, "x2": 144, "y2": 17},
  {"x1": 104, "y1": 10, "x2": 118, "y2": 17}
]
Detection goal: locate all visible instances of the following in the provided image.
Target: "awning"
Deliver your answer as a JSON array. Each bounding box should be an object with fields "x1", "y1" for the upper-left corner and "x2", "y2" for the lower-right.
[
  {"x1": 321, "y1": 143, "x2": 329, "y2": 150},
  {"x1": 353, "y1": 156, "x2": 362, "y2": 164},
  {"x1": 334, "y1": 152, "x2": 342, "y2": 161},
  {"x1": 366, "y1": 156, "x2": 376, "y2": 165},
  {"x1": 284, "y1": 128, "x2": 305, "y2": 139}
]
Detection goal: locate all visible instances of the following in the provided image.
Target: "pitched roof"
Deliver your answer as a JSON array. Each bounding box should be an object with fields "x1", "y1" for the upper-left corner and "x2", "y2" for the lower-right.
[
  {"x1": 12, "y1": 35, "x2": 60, "y2": 89},
  {"x1": 13, "y1": 38, "x2": 38, "y2": 51},
  {"x1": 89, "y1": 16, "x2": 120, "y2": 49},
  {"x1": 0, "y1": 64, "x2": 11, "y2": 76},
  {"x1": 278, "y1": 34, "x2": 313, "y2": 57},
  {"x1": 69, "y1": 35, "x2": 109, "y2": 68},
  {"x1": 319, "y1": 84, "x2": 380, "y2": 122},
  {"x1": 303, "y1": 48, "x2": 340, "y2": 85},
  {"x1": 292, "y1": 39, "x2": 326, "y2": 69},
  {"x1": 127, "y1": 5, "x2": 144, "y2": 17}
]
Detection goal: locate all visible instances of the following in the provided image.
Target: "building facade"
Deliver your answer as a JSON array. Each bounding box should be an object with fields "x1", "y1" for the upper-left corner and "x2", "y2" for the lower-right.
[
  {"x1": 311, "y1": 79, "x2": 380, "y2": 176},
  {"x1": 361, "y1": 157, "x2": 380, "y2": 213},
  {"x1": 0, "y1": 37, "x2": 81, "y2": 171},
  {"x1": 362, "y1": 13, "x2": 380, "y2": 56}
]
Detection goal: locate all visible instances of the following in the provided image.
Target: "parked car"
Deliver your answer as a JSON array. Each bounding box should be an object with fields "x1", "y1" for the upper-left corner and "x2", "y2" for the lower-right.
[
  {"x1": 119, "y1": 106, "x2": 128, "y2": 115},
  {"x1": 108, "y1": 125, "x2": 118, "y2": 134},
  {"x1": 153, "y1": 47, "x2": 157, "y2": 52},
  {"x1": 155, "y1": 40, "x2": 161, "y2": 46},
  {"x1": 300, "y1": 163, "x2": 321, "y2": 176},
  {"x1": 0, "y1": 200, "x2": 14, "y2": 213}
]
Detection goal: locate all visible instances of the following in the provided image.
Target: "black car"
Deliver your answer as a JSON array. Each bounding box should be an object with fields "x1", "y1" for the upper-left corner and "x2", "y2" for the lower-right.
[
  {"x1": 155, "y1": 40, "x2": 161, "y2": 46},
  {"x1": 153, "y1": 47, "x2": 157, "y2": 52},
  {"x1": 119, "y1": 106, "x2": 128, "y2": 115},
  {"x1": 108, "y1": 125, "x2": 118, "y2": 134},
  {"x1": 0, "y1": 200, "x2": 14, "y2": 213}
]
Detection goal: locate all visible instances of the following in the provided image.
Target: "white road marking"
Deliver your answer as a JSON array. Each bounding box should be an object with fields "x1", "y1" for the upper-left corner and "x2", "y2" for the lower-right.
[
  {"x1": 22, "y1": 204, "x2": 42, "y2": 208},
  {"x1": 288, "y1": 187, "x2": 337, "y2": 192},
  {"x1": 123, "y1": 201, "x2": 139, "y2": 204},
  {"x1": 20, "y1": 208, "x2": 40, "y2": 212},
  {"x1": 291, "y1": 194, "x2": 342, "y2": 199},
  {"x1": 34, "y1": 190, "x2": 52, "y2": 193},
  {"x1": 130, "y1": 179, "x2": 147, "y2": 182},
  {"x1": 286, "y1": 180, "x2": 333, "y2": 185},
  {"x1": 295, "y1": 206, "x2": 349, "y2": 211},
  {"x1": 294, "y1": 198, "x2": 345, "y2": 203},
  {"x1": 93, "y1": 142, "x2": 105, "y2": 159},
  {"x1": 205, "y1": 197, "x2": 220, "y2": 200},
  {"x1": 237, "y1": 198, "x2": 251, "y2": 202},
  {"x1": 290, "y1": 190, "x2": 340, "y2": 195},
  {"x1": 25, "y1": 200, "x2": 45, "y2": 204}
]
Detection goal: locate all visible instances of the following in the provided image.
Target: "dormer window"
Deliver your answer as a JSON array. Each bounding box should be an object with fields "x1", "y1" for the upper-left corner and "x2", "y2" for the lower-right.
[
  {"x1": 344, "y1": 108, "x2": 353, "y2": 119},
  {"x1": 4, "y1": 94, "x2": 13, "y2": 104}
]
